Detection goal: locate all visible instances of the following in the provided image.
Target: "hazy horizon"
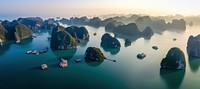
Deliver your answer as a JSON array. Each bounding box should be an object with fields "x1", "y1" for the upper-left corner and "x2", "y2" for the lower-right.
[{"x1": 1, "y1": 0, "x2": 200, "y2": 20}]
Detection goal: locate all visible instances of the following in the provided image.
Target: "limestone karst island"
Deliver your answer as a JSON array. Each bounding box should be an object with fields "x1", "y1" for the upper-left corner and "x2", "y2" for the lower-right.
[{"x1": 1, "y1": 0, "x2": 200, "y2": 89}]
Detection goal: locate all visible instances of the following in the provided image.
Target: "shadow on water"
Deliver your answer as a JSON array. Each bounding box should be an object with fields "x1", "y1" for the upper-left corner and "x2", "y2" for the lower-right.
[
  {"x1": 188, "y1": 56, "x2": 200, "y2": 73},
  {"x1": 0, "y1": 41, "x2": 12, "y2": 56},
  {"x1": 51, "y1": 48, "x2": 77, "y2": 60},
  {"x1": 18, "y1": 38, "x2": 33, "y2": 45},
  {"x1": 0, "y1": 38, "x2": 33, "y2": 57},
  {"x1": 115, "y1": 34, "x2": 140, "y2": 42},
  {"x1": 143, "y1": 35, "x2": 153, "y2": 40},
  {"x1": 29, "y1": 62, "x2": 61, "y2": 70},
  {"x1": 85, "y1": 58, "x2": 104, "y2": 67},
  {"x1": 100, "y1": 45, "x2": 120, "y2": 55},
  {"x1": 160, "y1": 69, "x2": 185, "y2": 89},
  {"x1": 153, "y1": 28, "x2": 185, "y2": 35},
  {"x1": 167, "y1": 29, "x2": 186, "y2": 33},
  {"x1": 78, "y1": 40, "x2": 89, "y2": 47},
  {"x1": 29, "y1": 66, "x2": 41, "y2": 70},
  {"x1": 49, "y1": 63, "x2": 60, "y2": 69}
]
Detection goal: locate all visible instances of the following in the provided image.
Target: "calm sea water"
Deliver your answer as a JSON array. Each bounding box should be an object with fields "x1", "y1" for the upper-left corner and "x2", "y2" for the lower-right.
[{"x1": 0, "y1": 25, "x2": 200, "y2": 89}]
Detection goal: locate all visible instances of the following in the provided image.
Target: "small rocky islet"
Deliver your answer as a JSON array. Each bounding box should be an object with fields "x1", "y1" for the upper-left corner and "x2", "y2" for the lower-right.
[
  {"x1": 85, "y1": 47, "x2": 106, "y2": 61},
  {"x1": 105, "y1": 23, "x2": 154, "y2": 39},
  {"x1": 124, "y1": 38, "x2": 132, "y2": 47},
  {"x1": 187, "y1": 34, "x2": 200, "y2": 58},
  {"x1": 101, "y1": 33, "x2": 121, "y2": 49},
  {"x1": 161, "y1": 47, "x2": 186, "y2": 70}
]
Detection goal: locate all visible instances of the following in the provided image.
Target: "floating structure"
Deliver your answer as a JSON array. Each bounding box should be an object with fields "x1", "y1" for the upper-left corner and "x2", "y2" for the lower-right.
[
  {"x1": 26, "y1": 50, "x2": 32, "y2": 54},
  {"x1": 32, "y1": 34, "x2": 37, "y2": 38},
  {"x1": 16, "y1": 40, "x2": 20, "y2": 43},
  {"x1": 26, "y1": 47, "x2": 48, "y2": 55},
  {"x1": 41, "y1": 64, "x2": 48, "y2": 70},
  {"x1": 59, "y1": 58, "x2": 68, "y2": 68},
  {"x1": 0, "y1": 39, "x2": 3, "y2": 46},
  {"x1": 39, "y1": 47, "x2": 48, "y2": 54},
  {"x1": 32, "y1": 50, "x2": 39, "y2": 54}
]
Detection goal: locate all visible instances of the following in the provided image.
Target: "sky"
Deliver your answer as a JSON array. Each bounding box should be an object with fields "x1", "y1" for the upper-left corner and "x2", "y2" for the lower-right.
[{"x1": 1, "y1": 0, "x2": 200, "y2": 20}]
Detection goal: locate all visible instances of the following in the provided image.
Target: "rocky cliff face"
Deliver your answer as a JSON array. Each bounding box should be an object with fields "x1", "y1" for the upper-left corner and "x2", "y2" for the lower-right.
[
  {"x1": 14, "y1": 23, "x2": 33, "y2": 41},
  {"x1": 0, "y1": 24, "x2": 7, "y2": 42},
  {"x1": 1, "y1": 20, "x2": 32, "y2": 42},
  {"x1": 142, "y1": 26, "x2": 154, "y2": 39},
  {"x1": 167, "y1": 19, "x2": 186, "y2": 30},
  {"x1": 187, "y1": 35, "x2": 200, "y2": 57},
  {"x1": 105, "y1": 23, "x2": 154, "y2": 39},
  {"x1": 135, "y1": 16, "x2": 186, "y2": 31},
  {"x1": 50, "y1": 25, "x2": 77, "y2": 50},
  {"x1": 101, "y1": 33, "x2": 121, "y2": 48},
  {"x1": 17, "y1": 17, "x2": 44, "y2": 30},
  {"x1": 50, "y1": 25, "x2": 90, "y2": 50},
  {"x1": 65, "y1": 26, "x2": 89, "y2": 40}
]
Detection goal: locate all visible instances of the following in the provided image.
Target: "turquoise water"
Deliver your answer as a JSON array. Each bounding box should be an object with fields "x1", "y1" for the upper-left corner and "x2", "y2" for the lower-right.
[{"x1": 0, "y1": 25, "x2": 200, "y2": 89}]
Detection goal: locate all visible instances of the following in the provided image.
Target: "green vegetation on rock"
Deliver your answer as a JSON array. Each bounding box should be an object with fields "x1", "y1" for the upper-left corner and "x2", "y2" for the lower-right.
[
  {"x1": 51, "y1": 25, "x2": 77, "y2": 50},
  {"x1": 65, "y1": 26, "x2": 89, "y2": 40},
  {"x1": 85, "y1": 47, "x2": 106, "y2": 61},
  {"x1": 1, "y1": 20, "x2": 32, "y2": 42},
  {"x1": 0, "y1": 24, "x2": 7, "y2": 41},
  {"x1": 14, "y1": 23, "x2": 32, "y2": 41}
]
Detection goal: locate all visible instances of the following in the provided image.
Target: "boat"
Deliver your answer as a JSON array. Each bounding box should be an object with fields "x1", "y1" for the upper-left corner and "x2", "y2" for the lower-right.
[
  {"x1": 32, "y1": 50, "x2": 38, "y2": 54},
  {"x1": 0, "y1": 39, "x2": 3, "y2": 46},
  {"x1": 40, "y1": 47, "x2": 48, "y2": 53},
  {"x1": 75, "y1": 58, "x2": 81, "y2": 63},
  {"x1": 32, "y1": 35, "x2": 37, "y2": 38},
  {"x1": 16, "y1": 40, "x2": 20, "y2": 43},
  {"x1": 26, "y1": 50, "x2": 32, "y2": 54},
  {"x1": 59, "y1": 58, "x2": 68, "y2": 68},
  {"x1": 106, "y1": 59, "x2": 116, "y2": 62},
  {"x1": 137, "y1": 53, "x2": 146, "y2": 59},
  {"x1": 36, "y1": 52, "x2": 40, "y2": 55},
  {"x1": 152, "y1": 46, "x2": 158, "y2": 50},
  {"x1": 41, "y1": 64, "x2": 48, "y2": 70}
]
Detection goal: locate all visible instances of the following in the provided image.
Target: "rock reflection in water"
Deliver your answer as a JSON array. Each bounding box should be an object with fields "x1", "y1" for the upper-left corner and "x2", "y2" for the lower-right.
[
  {"x1": 160, "y1": 69, "x2": 185, "y2": 89},
  {"x1": 188, "y1": 57, "x2": 200, "y2": 73},
  {"x1": 52, "y1": 48, "x2": 77, "y2": 59}
]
